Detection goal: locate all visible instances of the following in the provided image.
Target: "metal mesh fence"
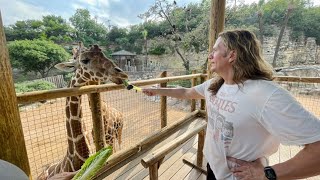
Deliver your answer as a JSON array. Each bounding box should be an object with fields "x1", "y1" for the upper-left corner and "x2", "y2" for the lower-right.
[
  {"x1": 269, "y1": 80, "x2": 320, "y2": 180},
  {"x1": 18, "y1": 79, "x2": 320, "y2": 179},
  {"x1": 19, "y1": 85, "x2": 190, "y2": 178}
]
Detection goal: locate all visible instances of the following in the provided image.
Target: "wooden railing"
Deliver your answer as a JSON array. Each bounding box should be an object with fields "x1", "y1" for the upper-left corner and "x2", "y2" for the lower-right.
[
  {"x1": 15, "y1": 74, "x2": 320, "y2": 179},
  {"x1": 16, "y1": 72, "x2": 206, "y2": 179}
]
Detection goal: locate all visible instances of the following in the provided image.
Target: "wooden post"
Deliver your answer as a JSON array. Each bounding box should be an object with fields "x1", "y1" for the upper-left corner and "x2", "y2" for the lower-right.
[
  {"x1": 207, "y1": 0, "x2": 226, "y2": 79},
  {"x1": 149, "y1": 162, "x2": 159, "y2": 180},
  {"x1": 200, "y1": 70, "x2": 207, "y2": 110},
  {"x1": 198, "y1": 69, "x2": 207, "y2": 167},
  {"x1": 197, "y1": 130, "x2": 205, "y2": 167},
  {"x1": 160, "y1": 71, "x2": 167, "y2": 128},
  {"x1": 0, "y1": 11, "x2": 31, "y2": 177},
  {"x1": 89, "y1": 92, "x2": 106, "y2": 151},
  {"x1": 191, "y1": 70, "x2": 197, "y2": 112}
]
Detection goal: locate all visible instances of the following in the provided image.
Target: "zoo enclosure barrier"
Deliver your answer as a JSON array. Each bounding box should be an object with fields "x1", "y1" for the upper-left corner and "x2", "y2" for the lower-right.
[
  {"x1": 17, "y1": 70, "x2": 206, "y2": 178},
  {"x1": 16, "y1": 73, "x2": 320, "y2": 179}
]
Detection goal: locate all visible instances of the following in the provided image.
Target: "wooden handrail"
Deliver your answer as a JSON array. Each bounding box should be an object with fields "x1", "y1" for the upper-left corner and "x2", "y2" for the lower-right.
[
  {"x1": 16, "y1": 75, "x2": 320, "y2": 104},
  {"x1": 17, "y1": 73, "x2": 204, "y2": 104},
  {"x1": 141, "y1": 119, "x2": 207, "y2": 168},
  {"x1": 94, "y1": 110, "x2": 202, "y2": 179},
  {"x1": 274, "y1": 76, "x2": 320, "y2": 83}
]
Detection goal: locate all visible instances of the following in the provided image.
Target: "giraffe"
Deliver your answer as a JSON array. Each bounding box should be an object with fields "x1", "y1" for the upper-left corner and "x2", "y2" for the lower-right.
[{"x1": 37, "y1": 43, "x2": 127, "y2": 179}]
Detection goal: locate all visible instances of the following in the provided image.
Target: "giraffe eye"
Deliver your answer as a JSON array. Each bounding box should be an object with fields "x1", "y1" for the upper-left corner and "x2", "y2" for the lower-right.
[{"x1": 81, "y1": 58, "x2": 90, "y2": 64}]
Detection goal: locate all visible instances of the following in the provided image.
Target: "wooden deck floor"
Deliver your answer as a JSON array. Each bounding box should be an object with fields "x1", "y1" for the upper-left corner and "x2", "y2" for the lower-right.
[{"x1": 104, "y1": 128, "x2": 320, "y2": 180}]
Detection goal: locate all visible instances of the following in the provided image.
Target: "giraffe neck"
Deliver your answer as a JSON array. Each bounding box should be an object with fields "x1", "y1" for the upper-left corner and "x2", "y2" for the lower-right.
[
  {"x1": 43, "y1": 74, "x2": 103, "y2": 178},
  {"x1": 39, "y1": 74, "x2": 94, "y2": 179},
  {"x1": 57, "y1": 76, "x2": 91, "y2": 174}
]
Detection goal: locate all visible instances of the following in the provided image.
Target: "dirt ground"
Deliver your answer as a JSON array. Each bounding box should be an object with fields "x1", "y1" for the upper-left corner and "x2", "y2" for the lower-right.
[{"x1": 18, "y1": 89, "x2": 320, "y2": 178}]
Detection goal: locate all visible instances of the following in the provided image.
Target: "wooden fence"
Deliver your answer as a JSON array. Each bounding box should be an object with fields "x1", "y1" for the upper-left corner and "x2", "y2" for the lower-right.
[
  {"x1": 34, "y1": 75, "x2": 66, "y2": 88},
  {"x1": 15, "y1": 73, "x2": 320, "y2": 179}
]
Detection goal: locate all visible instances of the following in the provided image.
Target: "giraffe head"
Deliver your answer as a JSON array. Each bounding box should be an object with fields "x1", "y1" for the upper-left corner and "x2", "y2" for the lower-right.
[{"x1": 55, "y1": 42, "x2": 128, "y2": 86}]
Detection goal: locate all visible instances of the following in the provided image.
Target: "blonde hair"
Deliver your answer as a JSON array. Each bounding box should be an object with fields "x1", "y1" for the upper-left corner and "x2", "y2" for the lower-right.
[{"x1": 209, "y1": 29, "x2": 274, "y2": 94}]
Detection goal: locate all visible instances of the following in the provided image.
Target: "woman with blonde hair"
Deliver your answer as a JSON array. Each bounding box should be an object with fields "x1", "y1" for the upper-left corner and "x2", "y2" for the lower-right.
[{"x1": 143, "y1": 29, "x2": 320, "y2": 180}]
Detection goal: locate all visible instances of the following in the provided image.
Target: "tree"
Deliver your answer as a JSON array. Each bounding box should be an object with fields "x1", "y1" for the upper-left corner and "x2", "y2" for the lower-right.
[
  {"x1": 106, "y1": 26, "x2": 130, "y2": 51},
  {"x1": 257, "y1": 0, "x2": 266, "y2": 45},
  {"x1": 69, "y1": 9, "x2": 107, "y2": 45},
  {"x1": 4, "y1": 20, "x2": 44, "y2": 41},
  {"x1": 8, "y1": 39, "x2": 70, "y2": 78},
  {"x1": 288, "y1": 5, "x2": 320, "y2": 45},
  {"x1": 139, "y1": 0, "x2": 207, "y2": 73},
  {"x1": 42, "y1": 15, "x2": 74, "y2": 44}
]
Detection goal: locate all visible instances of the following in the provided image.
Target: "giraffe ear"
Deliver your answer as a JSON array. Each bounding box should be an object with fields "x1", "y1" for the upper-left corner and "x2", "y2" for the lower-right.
[{"x1": 55, "y1": 62, "x2": 76, "y2": 72}]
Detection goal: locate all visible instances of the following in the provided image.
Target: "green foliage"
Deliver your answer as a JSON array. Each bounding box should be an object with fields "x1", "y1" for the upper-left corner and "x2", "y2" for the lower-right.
[
  {"x1": 107, "y1": 26, "x2": 128, "y2": 43},
  {"x1": 4, "y1": 0, "x2": 320, "y2": 57},
  {"x1": 8, "y1": 39, "x2": 70, "y2": 78},
  {"x1": 42, "y1": 15, "x2": 75, "y2": 43},
  {"x1": 168, "y1": 79, "x2": 191, "y2": 88},
  {"x1": 70, "y1": 9, "x2": 108, "y2": 46},
  {"x1": 5, "y1": 20, "x2": 43, "y2": 41},
  {"x1": 63, "y1": 72, "x2": 74, "y2": 83},
  {"x1": 4, "y1": 16, "x2": 74, "y2": 44},
  {"x1": 149, "y1": 45, "x2": 166, "y2": 55},
  {"x1": 288, "y1": 6, "x2": 320, "y2": 44},
  {"x1": 72, "y1": 146, "x2": 113, "y2": 180},
  {"x1": 15, "y1": 80, "x2": 56, "y2": 93}
]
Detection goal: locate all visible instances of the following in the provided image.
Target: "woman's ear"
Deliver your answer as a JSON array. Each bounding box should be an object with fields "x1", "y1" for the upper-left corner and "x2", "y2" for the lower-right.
[{"x1": 228, "y1": 50, "x2": 237, "y2": 63}]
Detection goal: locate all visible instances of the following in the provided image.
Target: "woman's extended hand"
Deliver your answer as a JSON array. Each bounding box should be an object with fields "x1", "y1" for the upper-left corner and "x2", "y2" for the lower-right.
[{"x1": 142, "y1": 88, "x2": 158, "y2": 96}]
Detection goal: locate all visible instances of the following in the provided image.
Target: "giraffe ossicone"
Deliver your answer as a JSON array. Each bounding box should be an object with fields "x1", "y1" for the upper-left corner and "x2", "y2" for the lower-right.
[{"x1": 38, "y1": 42, "x2": 127, "y2": 179}]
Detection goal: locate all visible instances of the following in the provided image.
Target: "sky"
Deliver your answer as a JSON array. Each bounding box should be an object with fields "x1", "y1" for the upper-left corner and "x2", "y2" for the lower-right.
[{"x1": 0, "y1": 0, "x2": 319, "y2": 28}]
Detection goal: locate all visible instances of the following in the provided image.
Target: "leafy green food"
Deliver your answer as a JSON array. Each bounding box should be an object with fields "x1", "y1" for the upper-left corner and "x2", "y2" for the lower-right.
[
  {"x1": 123, "y1": 79, "x2": 130, "y2": 87},
  {"x1": 123, "y1": 80, "x2": 141, "y2": 92},
  {"x1": 72, "y1": 146, "x2": 112, "y2": 180}
]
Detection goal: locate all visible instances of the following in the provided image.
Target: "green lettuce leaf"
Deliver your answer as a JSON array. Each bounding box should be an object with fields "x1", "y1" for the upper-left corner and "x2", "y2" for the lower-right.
[{"x1": 72, "y1": 146, "x2": 113, "y2": 180}]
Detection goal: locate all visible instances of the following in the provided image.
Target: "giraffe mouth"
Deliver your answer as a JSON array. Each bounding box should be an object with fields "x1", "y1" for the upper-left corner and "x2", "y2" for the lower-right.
[{"x1": 109, "y1": 76, "x2": 128, "y2": 85}]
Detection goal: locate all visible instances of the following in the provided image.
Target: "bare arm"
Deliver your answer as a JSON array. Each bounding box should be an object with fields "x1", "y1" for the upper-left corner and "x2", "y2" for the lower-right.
[
  {"x1": 229, "y1": 141, "x2": 320, "y2": 180},
  {"x1": 142, "y1": 87, "x2": 204, "y2": 99},
  {"x1": 272, "y1": 141, "x2": 320, "y2": 180}
]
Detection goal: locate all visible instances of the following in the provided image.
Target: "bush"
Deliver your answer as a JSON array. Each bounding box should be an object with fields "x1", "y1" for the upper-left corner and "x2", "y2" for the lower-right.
[
  {"x1": 168, "y1": 80, "x2": 192, "y2": 88},
  {"x1": 15, "y1": 80, "x2": 56, "y2": 93},
  {"x1": 149, "y1": 45, "x2": 166, "y2": 55}
]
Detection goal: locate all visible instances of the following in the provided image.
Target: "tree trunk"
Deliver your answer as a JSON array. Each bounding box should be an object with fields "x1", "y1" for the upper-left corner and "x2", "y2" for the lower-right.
[
  {"x1": 258, "y1": 10, "x2": 264, "y2": 45},
  {"x1": 175, "y1": 47, "x2": 189, "y2": 73},
  {"x1": 272, "y1": 4, "x2": 293, "y2": 68}
]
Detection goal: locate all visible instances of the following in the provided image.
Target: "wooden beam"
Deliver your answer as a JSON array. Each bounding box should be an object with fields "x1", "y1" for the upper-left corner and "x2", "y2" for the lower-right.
[
  {"x1": 182, "y1": 158, "x2": 207, "y2": 175},
  {"x1": 200, "y1": 70, "x2": 207, "y2": 110},
  {"x1": 191, "y1": 70, "x2": 197, "y2": 112},
  {"x1": 94, "y1": 110, "x2": 201, "y2": 179},
  {"x1": 274, "y1": 76, "x2": 320, "y2": 83},
  {"x1": 141, "y1": 119, "x2": 207, "y2": 168},
  {"x1": 207, "y1": 0, "x2": 226, "y2": 78},
  {"x1": 89, "y1": 93, "x2": 106, "y2": 151},
  {"x1": 149, "y1": 162, "x2": 159, "y2": 180},
  {"x1": 160, "y1": 71, "x2": 167, "y2": 128},
  {"x1": 17, "y1": 73, "x2": 204, "y2": 104},
  {"x1": 197, "y1": 130, "x2": 205, "y2": 167},
  {"x1": 0, "y1": 11, "x2": 31, "y2": 177}
]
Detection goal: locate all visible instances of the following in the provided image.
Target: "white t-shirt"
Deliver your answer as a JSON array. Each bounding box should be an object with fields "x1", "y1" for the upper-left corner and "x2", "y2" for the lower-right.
[{"x1": 194, "y1": 79, "x2": 320, "y2": 180}]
